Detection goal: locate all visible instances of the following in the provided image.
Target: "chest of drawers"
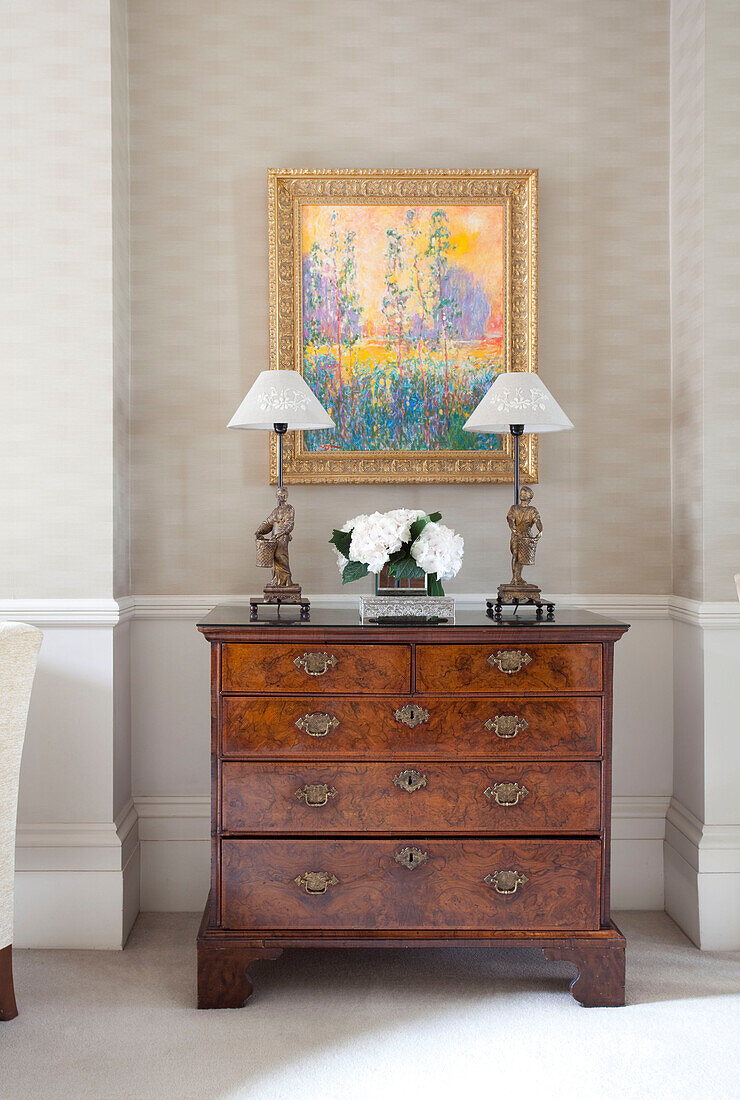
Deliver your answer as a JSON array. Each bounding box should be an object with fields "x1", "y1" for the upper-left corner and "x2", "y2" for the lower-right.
[{"x1": 196, "y1": 606, "x2": 628, "y2": 1008}]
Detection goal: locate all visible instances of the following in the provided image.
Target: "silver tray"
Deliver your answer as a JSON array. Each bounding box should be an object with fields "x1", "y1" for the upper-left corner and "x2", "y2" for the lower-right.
[{"x1": 359, "y1": 594, "x2": 455, "y2": 624}]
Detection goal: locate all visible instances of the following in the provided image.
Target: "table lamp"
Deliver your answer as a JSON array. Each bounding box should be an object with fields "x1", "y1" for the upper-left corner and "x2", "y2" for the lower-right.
[
  {"x1": 228, "y1": 369, "x2": 334, "y2": 620},
  {"x1": 463, "y1": 371, "x2": 573, "y2": 618}
]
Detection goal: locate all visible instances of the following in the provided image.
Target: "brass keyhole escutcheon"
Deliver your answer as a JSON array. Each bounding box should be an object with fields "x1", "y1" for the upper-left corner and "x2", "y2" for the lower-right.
[
  {"x1": 393, "y1": 769, "x2": 427, "y2": 794},
  {"x1": 394, "y1": 846, "x2": 428, "y2": 870},
  {"x1": 487, "y1": 650, "x2": 532, "y2": 675},
  {"x1": 394, "y1": 704, "x2": 430, "y2": 729},
  {"x1": 484, "y1": 781, "x2": 529, "y2": 806},
  {"x1": 484, "y1": 870, "x2": 528, "y2": 895},
  {"x1": 295, "y1": 712, "x2": 339, "y2": 738},
  {"x1": 295, "y1": 783, "x2": 338, "y2": 807},
  {"x1": 485, "y1": 714, "x2": 528, "y2": 739},
  {"x1": 294, "y1": 871, "x2": 339, "y2": 895},
  {"x1": 293, "y1": 651, "x2": 338, "y2": 677}
]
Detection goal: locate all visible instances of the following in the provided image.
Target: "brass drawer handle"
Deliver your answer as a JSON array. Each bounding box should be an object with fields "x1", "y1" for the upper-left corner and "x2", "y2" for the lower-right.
[
  {"x1": 394, "y1": 846, "x2": 428, "y2": 870},
  {"x1": 485, "y1": 870, "x2": 528, "y2": 895},
  {"x1": 485, "y1": 714, "x2": 528, "y2": 739},
  {"x1": 295, "y1": 712, "x2": 339, "y2": 737},
  {"x1": 294, "y1": 871, "x2": 339, "y2": 895},
  {"x1": 394, "y1": 703, "x2": 430, "y2": 728},
  {"x1": 393, "y1": 769, "x2": 427, "y2": 794},
  {"x1": 488, "y1": 650, "x2": 532, "y2": 674},
  {"x1": 293, "y1": 651, "x2": 338, "y2": 676},
  {"x1": 484, "y1": 781, "x2": 529, "y2": 806},
  {"x1": 295, "y1": 783, "x2": 338, "y2": 807}
]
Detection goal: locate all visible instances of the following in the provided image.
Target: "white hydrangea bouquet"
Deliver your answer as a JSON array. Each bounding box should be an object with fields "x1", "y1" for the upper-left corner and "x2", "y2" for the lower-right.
[{"x1": 329, "y1": 509, "x2": 464, "y2": 596}]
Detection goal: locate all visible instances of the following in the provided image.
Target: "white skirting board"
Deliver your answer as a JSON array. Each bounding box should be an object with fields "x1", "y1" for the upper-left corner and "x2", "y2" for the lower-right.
[
  {"x1": 663, "y1": 609, "x2": 740, "y2": 949},
  {"x1": 14, "y1": 850, "x2": 141, "y2": 951},
  {"x1": 664, "y1": 798, "x2": 740, "y2": 951},
  {"x1": 0, "y1": 607, "x2": 138, "y2": 949},
  {"x1": 14, "y1": 802, "x2": 140, "y2": 949}
]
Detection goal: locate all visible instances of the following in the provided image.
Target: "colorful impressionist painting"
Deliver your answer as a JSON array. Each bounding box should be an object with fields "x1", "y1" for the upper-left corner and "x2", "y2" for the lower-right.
[{"x1": 300, "y1": 204, "x2": 505, "y2": 453}]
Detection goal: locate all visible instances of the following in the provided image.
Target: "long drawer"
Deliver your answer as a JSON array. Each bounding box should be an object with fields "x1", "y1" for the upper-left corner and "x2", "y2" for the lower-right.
[
  {"x1": 221, "y1": 761, "x2": 602, "y2": 834},
  {"x1": 220, "y1": 837, "x2": 602, "y2": 931},
  {"x1": 221, "y1": 695, "x2": 602, "y2": 758},
  {"x1": 416, "y1": 644, "x2": 603, "y2": 693},
  {"x1": 221, "y1": 643, "x2": 411, "y2": 694}
]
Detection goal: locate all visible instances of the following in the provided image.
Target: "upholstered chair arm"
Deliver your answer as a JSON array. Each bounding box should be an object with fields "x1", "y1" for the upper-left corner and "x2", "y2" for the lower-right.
[{"x1": 0, "y1": 623, "x2": 42, "y2": 951}]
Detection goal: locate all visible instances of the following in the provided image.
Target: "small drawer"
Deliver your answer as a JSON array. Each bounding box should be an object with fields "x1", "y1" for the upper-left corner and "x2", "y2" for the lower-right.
[
  {"x1": 221, "y1": 643, "x2": 411, "y2": 694},
  {"x1": 220, "y1": 837, "x2": 602, "y2": 931},
  {"x1": 416, "y1": 643, "x2": 602, "y2": 693},
  {"x1": 221, "y1": 695, "x2": 602, "y2": 759},
  {"x1": 220, "y1": 761, "x2": 601, "y2": 834}
]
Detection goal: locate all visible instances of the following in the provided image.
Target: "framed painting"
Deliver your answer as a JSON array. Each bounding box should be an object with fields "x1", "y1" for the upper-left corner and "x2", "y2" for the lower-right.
[{"x1": 268, "y1": 168, "x2": 538, "y2": 484}]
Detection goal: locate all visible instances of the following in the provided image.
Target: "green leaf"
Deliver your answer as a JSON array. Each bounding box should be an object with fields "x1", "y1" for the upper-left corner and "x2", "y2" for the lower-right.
[
  {"x1": 341, "y1": 559, "x2": 369, "y2": 585},
  {"x1": 427, "y1": 573, "x2": 445, "y2": 596},
  {"x1": 409, "y1": 511, "x2": 442, "y2": 543},
  {"x1": 329, "y1": 529, "x2": 352, "y2": 557},
  {"x1": 388, "y1": 544, "x2": 415, "y2": 564},
  {"x1": 387, "y1": 556, "x2": 426, "y2": 580}
]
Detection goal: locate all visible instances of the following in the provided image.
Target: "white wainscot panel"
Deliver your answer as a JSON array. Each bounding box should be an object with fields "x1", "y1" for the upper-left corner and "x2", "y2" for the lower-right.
[
  {"x1": 4, "y1": 606, "x2": 137, "y2": 948},
  {"x1": 131, "y1": 603, "x2": 675, "y2": 913}
]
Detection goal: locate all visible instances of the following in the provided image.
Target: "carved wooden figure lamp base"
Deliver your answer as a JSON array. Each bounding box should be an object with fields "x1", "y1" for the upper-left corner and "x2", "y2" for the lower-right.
[
  {"x1": 227, "y1": 370, "x2": 333, "y2": 620},
  {"x1": 463, "y1": 372, "x2": 573, "y2": 618}
]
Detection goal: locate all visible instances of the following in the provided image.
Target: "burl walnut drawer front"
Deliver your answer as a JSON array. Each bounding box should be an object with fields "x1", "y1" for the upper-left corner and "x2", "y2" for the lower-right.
[
  {"x1": 221, "y1": 695, "x2": 602, "y2": 759},
  {"x1": 220, "y1": 761, "x2": 601, "y2": 834},
  {"x1": 221, "y1": 643, "x2": 411, "y2": 694},
  {"x1": 220, "y1": 838, "x2": 602, "y2": 931},
  {"x1": 416, "y1": 644, "x2": 603, "y2": 693}
]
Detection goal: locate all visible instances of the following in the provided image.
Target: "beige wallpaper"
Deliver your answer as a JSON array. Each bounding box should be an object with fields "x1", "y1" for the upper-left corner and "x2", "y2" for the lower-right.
[
  {"x1": 671, "y1": 0, "x2": 705, "y2": 601},
  {"x1": 128, "y1": 0, "x2": 672, "y2": 597},
  {"x1": 704, "y1": 0, "x2": 740, "y2": 602},
  {"x1": 112, "y1": 0, "x2": 132, "y2": 599},
  {"x1": 671, "y1": 0, "x2": 740, "y2": 603},
  {"x1": 1, "y1": 0, "x2": 118, "y2": 598}
]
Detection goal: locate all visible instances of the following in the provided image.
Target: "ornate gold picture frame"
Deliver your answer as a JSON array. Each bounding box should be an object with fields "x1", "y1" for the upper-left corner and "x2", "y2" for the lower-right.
[{"x1": 269, "y1": 168, "x2": 538, "y2": 484}]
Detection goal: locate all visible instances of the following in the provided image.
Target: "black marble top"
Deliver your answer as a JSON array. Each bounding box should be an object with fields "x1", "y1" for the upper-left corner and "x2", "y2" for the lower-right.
[{"x1": 197, "y1": 604, "x2": 628, "y2": 631}]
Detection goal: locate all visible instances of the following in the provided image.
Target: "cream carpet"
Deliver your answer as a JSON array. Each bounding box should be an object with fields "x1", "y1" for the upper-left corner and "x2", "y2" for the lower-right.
[{"x1": 2, "y1": 912, "x2": 739, "y2": 1100}]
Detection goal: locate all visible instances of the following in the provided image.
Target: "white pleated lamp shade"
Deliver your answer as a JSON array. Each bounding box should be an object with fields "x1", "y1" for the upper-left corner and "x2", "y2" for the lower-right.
[
  {"x1": 227, "y1": 370, "x2": 334, "y2": 431},
  {"x1": 463, "y1": 372, "x2": 573, "y2": 434}
]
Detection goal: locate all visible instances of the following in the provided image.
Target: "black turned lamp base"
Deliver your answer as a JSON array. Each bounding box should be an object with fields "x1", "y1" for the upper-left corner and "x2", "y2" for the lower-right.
[{"x1": 249, "y1": 596, "x2": 311, "y2": 622}]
